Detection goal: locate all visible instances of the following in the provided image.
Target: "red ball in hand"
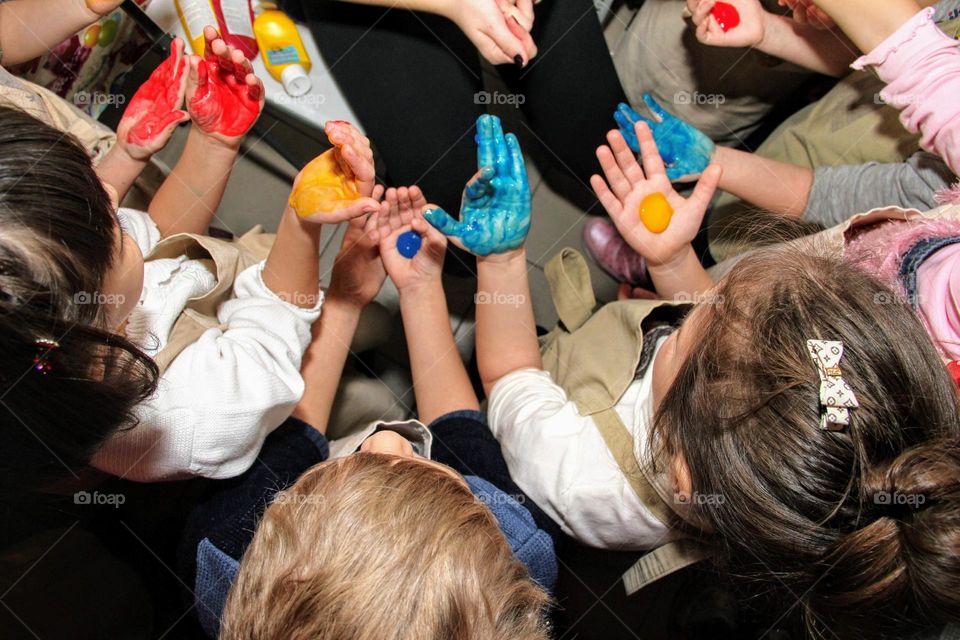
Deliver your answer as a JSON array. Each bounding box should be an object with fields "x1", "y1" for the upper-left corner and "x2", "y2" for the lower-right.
[{"x1": 711, "y1": 1, "x2": 741, "y2": 32}]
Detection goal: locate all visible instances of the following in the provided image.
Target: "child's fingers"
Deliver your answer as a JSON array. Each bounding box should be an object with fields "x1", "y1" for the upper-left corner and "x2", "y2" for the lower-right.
[
  {"x1": 596, "y1": 144, "x2": 631, "y2": 202},
  {"x1": 687, "y1": 164, "x2": 723, "y2": 211},
  {"x1": 608, "y1": 129, "x2": 644, "y2": 184},
  {"x1": 635, "y1": 121, "x2": 667, "y2": 179},
  {"x1": 590, "y1": 174, "x2": 624, "y2": 217},
  {"x1": 371, "y1": 183, "x2": 385, "y2": 201},
  {"x1": 412, "y1": 214, "x2": 448, "y2": 256},
  {"x1": 408, "y1": 185, "x2": 427, "y2": 209}
]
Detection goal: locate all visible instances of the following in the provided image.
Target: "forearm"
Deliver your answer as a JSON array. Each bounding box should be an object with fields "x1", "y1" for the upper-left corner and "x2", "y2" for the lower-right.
[
  {"x1": 475, "y1": 249, "x2": 541, "y2": 396},
  {"x1": 758, "y1": 12, "x2": 856, "y2": 76},
  {"x1": 713, "y1": 145, "x2": 813, "y2": 218},
  {"x1": 262, "y1": 206, "x2": 322, "y2": 308},
  {"x1": 95, "y1": 145, "x2": 148, "y2": 204},
  {"x1": 812, "y1": 0, "x2": 922, "y2": 52},
  {"x1": 148, "y1": 128, "x2": 238, "y2": 237},
  {"x1": 647, "y1": 245, "x2": 715, "y2": 299},
  {"x1": 334, "y1": 0, "x2": 450, "y2": 14},
  {"x1": 291, "y1": 297, "x2": 361, "y2": 434},
  {"x1": 400, "y1": 281, "x2": 479, "y2": 424},
  {"x1": 0, "y1": 0, "x2": 102, "y2": 65}
]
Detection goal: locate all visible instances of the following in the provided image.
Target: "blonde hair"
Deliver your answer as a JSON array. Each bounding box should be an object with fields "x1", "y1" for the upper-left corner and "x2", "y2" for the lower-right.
[{"x1": 220, "y1": 452, "x2": 550, "y2": 640}]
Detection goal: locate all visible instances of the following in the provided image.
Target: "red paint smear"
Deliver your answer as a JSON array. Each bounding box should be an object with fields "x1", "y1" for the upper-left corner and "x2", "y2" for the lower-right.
[
  {"x1": 126, "y1": 42, "x2": 188, "y2": 146},
  {"x1": 949, "y1": 361, "x2": 960, "y2": 388},
  {"x1": 188, "y1": 46, "x2": 261, "y2": 137},
  {"x1": 711, "y1": 2, "x2": 741, "y2": 32}
]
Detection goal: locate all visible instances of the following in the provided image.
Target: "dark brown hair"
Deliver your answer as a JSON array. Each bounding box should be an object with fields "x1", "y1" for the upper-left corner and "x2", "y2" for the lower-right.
[
  {"x1": 0, "y1": 106, "x2": 158, "y2": 497},
  {"x1": 222, "y1": 452, "x2": 550, "y2": 640},
  {"x1": 654, "y1": 248, "x2": 960, "y2": 638}
]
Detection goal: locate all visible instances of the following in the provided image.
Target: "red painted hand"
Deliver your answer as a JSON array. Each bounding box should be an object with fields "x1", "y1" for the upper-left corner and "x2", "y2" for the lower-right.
[
  {"x1": 119, "y1": 37, "x2": 189, "y2": 159},
  {"x1": 186, "y1": 26, "x2": 264, "y2": 144}
]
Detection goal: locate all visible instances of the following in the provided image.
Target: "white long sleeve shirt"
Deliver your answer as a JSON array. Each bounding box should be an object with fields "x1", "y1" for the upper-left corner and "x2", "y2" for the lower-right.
[
  {"x1": 92, "y1": 209, "x2": 322, "y2": 481},
  {"x1": 487, "y1": 337, "x2": 679, "y2": 550}
]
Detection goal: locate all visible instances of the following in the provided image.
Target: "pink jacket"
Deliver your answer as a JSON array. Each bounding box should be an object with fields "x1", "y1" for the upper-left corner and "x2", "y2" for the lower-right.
[{"x1": 853, "y1": 8, "x2": 960, "y2": 178}]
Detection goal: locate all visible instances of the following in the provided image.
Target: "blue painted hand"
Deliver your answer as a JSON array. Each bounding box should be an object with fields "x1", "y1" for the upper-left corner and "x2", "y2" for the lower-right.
[
  {"x1": 614, "y1": 95, "x2": 715, "y2": 183},
  {"x1": 423, "y1": 115, "x2": 531, "y2": 256}
]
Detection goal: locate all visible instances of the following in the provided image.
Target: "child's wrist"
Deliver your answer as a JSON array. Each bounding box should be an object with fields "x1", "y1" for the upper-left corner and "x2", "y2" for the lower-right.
[
  {"x1": 190, "y1": 126, "x2": 243, "y2": 154},
  {"x1": 398, "y1": 277, "x2": 444, "y2": 300},
  {"x1": 647, "y1": 244, "x2": 696, "y2": 274},
  {"x1": 477, "y1": 247, "x2": 526, "y2": 267}
]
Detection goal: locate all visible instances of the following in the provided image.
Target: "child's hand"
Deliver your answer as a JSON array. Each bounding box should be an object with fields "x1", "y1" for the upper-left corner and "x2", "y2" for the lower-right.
[
  {"x1": 376, "y1": 189, "x2": 448, "y2": 292},
  {"x1": 289, "y1": 121, "x2": 380, "y2": 222},
  {"x1": 84, "y1": 0, "x2": 124, "y2": 16},
  {"x1": 424, "y1": 115, "x2": 531, "y2": 257},
  {"x1": 778, "y1": 0, "x2": 834, "y2": 29},
  {"x1": 117, "y1": 37, "x2": 189, "y2": 160},
  {"x1": 327, "y1": 204, "x2": 387, "y2": 308},
  {"x1": 688, "y1": 0, "x2": 767, "y2": 47},
  {"x1": 591, "y1": 121, "x2": 722, "y2": 269},
  {"x1": 186, "y1": 26, "x2": 264, "y2": 147},
  {"x1": 614, "y1": 97, "x2": 716, "y2": 183}
]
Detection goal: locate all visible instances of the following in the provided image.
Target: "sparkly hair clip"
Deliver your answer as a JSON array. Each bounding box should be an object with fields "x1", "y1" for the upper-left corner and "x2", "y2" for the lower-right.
[
  {"x1": 33, "y1": 338, "x2": 59, "y2": 375},
  {"x1": 806, "y1": 339, "x2": 859, "y2": 431}
]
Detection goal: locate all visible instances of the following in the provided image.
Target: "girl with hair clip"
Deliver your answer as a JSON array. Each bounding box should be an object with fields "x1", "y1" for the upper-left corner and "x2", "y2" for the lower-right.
[{"x1": 429, "y1": 115, "x2": 960, "y2": 637}]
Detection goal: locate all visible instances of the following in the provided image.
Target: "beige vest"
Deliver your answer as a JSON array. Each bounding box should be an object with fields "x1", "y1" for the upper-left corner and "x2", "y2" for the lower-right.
[
  {"x1": 145, "y1": 228, "x2": 273, "y2": 373},
  {"x1": 539, "y1": 248, "x2": 708, "y2": 596}
]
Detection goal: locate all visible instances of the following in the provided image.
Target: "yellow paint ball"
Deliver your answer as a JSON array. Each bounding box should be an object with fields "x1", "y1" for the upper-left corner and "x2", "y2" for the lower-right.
[
  {"x1": 289, "y1": 146, "x2": 360, "y2": 217},
  {"x1": 638, "y1": 192, "x2": 674, "y2": 234}
]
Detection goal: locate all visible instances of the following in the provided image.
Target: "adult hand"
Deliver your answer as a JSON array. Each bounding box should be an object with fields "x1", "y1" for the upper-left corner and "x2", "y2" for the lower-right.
[
  {"x1": 446, "y1": 0, "x2": 537, "y2": 66},
  {"x1": 614, "y1": 96, "x2": 716, "y2": 183},
  {"x1": 423, "y1": 115, "x2": 531, "y2": 257},
  {"x1": 117, "y1": 37, "x2": 189, "y2": 160},
  {"x1": 186, "y1": 26, "x2": 264, "y2": 147},
  {"x1": 591, "y1": 120, "x2": 722, "y2": 268}
]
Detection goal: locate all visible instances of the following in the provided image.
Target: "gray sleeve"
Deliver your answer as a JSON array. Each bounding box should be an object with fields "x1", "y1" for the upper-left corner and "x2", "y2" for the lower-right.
[{"x1": 802, "y1": 152, "x2": 956, "y2": 228}]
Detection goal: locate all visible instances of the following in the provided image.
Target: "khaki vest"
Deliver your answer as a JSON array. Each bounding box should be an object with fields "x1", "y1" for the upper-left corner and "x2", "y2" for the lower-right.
[
  {"x1": 145, "y1": 227, "x2": 273, "y2": 373},
  {"x1": 539, "y1": 248, "x2": 708, "y2": 595}
]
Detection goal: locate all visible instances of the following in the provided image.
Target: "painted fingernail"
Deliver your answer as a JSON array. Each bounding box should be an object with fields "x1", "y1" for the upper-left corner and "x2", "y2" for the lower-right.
[{"x1": 514, "y1": 54, "x2": 524, "y2": 68}]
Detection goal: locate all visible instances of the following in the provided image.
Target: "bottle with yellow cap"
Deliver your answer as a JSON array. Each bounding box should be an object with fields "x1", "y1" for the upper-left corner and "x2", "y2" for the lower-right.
[{"x1": 252, "y1": 1, "x2": 312, "y2": 97}]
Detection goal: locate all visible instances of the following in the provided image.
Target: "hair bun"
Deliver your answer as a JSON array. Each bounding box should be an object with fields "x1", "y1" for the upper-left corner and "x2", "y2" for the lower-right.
[{"x1": 812, "y1": 440, "x2": 960, "y2": 635}]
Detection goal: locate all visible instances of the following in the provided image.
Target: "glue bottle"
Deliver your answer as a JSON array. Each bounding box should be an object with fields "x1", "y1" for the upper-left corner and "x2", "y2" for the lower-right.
[
  {"x1": 252, "y1": 1, "x2": 312, "y2": 96},
  {"x1": 174, "y1": 0, "x2": 258, "y2": 58}
]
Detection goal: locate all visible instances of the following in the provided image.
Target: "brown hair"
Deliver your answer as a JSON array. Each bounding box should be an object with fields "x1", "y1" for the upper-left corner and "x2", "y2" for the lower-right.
[
  {"x1": 221, "y1": 452, "x2": 550, "y2": 640},
  {"x1": 0, "y1": 106, "x2": 158, "y2": 497},
  {"x1": 653, "y1": 248, "x2": 960, "y2": 638}
]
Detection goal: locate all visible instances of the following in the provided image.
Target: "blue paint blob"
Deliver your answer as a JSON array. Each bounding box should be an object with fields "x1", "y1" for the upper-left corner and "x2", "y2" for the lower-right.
[
  {"x1": 423, "y1": 115, "x2": 532, "y2": 257},
  {"x1": 396, "y1": 230, "x2": 423, "y2": 259},
  {"x1": 614, "y1": 96, "x2": 715, "y2": 182}
]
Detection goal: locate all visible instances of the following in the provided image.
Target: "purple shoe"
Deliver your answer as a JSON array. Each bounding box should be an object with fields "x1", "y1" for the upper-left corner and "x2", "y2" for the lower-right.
[{"x1": 582, "y1": 218, "x2": 651, "y2": 287}]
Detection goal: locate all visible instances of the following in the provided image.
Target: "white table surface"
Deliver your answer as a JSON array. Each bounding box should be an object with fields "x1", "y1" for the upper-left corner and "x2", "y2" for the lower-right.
[{"x1": 145, "y1": 0, "x2": 362, "y2": 131}]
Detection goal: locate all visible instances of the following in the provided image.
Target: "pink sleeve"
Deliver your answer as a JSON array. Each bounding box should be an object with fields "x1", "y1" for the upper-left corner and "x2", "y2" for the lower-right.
[{"x1": 852, "y1": 8, "x2": 960, "y2": 176}]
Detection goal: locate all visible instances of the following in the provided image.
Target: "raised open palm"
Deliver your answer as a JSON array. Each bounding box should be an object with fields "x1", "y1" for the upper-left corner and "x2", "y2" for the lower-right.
[
  {"x1": 591, "y1": 121, "x2": 721, "y2": 268},
  {"x1": 424, "y1": 115, "x2": 531, "y2": 257}
]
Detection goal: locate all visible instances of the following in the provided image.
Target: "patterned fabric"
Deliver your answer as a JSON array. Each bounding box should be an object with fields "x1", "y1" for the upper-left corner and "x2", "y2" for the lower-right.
[{"x1": 806, "y1": 340, "x2": 860, "y2": 431}]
